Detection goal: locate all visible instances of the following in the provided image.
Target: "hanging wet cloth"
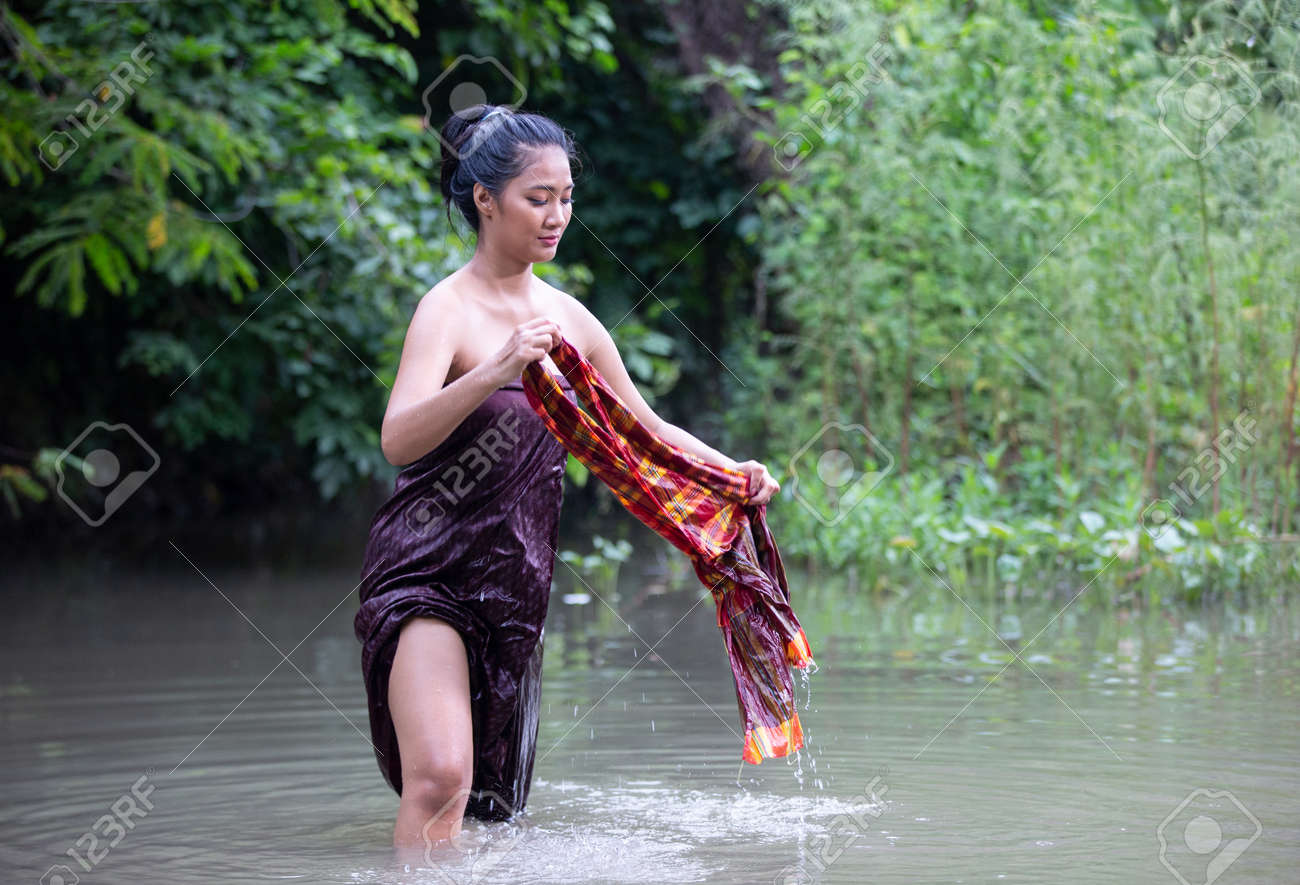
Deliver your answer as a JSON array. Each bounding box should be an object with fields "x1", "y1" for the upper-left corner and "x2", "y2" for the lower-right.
[{"x1": 521, "y1": 335, "x2": 815, "y2": 764}]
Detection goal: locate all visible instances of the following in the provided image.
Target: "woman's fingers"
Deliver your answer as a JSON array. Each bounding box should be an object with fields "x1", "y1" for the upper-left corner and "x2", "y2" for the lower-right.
[{"x1": 736, "y1": 459, "x2": 779, "y2": 505}]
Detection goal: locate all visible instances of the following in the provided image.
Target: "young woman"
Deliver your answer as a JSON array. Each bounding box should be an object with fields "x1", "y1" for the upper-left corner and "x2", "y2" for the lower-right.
[{"x1": 353, "y1": 103, "x2": 780, "y2": 849}]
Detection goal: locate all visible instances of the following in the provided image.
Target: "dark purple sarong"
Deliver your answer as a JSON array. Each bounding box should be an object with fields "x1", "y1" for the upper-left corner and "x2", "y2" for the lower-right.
[{"x1": 353, "y1": 371, "x2": 575, "y2": 821}]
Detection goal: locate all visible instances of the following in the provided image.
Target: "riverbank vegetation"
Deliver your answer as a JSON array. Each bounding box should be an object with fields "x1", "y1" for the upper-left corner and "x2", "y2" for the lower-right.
[{"x1": 3, "y1": 0, "x2": 1296, "y2": 598}]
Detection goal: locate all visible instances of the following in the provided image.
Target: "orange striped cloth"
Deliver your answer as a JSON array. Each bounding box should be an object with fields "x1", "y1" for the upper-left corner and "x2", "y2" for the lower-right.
[{"x1": 522, "y1": 336, "x2": 814, "y2": 763}]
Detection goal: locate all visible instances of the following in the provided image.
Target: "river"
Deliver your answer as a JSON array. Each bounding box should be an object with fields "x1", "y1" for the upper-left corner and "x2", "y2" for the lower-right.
[{"x1": 2, "y1": 511, "x2": 1296, "y2": 884}]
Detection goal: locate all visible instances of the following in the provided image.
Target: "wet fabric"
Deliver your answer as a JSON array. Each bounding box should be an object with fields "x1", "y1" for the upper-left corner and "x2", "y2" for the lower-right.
[
  {"x1": 521, "y1": 336, "x2": 815, "y2": 764},
  {"x1": 353, "y1": 369, "x2": 576, "y2": 822}
]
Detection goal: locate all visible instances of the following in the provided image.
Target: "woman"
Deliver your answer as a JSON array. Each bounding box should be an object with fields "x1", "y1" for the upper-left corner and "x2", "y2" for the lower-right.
[{"x1": 353, "y1": 103, "x2": 781, "y2": 849}]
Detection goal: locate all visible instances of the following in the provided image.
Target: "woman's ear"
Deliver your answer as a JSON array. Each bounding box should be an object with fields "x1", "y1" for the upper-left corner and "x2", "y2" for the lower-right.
[{"x1": 473, "y1": 182, "x2": 495, "y2": 221}]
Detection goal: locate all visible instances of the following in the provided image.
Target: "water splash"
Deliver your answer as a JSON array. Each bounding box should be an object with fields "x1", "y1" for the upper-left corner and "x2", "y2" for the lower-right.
[{"x1": 787, "y1": 747, "x2": 805, "y2": 787}]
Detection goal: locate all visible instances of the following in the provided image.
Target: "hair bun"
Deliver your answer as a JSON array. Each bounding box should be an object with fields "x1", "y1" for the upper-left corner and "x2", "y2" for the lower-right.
[{"x1": 436, "y1": 104, "x2": 578, "y2": 235}]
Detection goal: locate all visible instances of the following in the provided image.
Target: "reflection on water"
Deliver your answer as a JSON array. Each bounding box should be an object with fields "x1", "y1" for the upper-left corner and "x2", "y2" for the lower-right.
[{"x1": 1, "y1": 522, "x2": 1297, "y2": 884}]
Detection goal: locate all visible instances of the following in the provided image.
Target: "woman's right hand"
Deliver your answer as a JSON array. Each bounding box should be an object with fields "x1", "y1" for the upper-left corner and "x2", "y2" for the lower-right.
[{"x1": 492, "y1": 317, "x2": 563, "y2": 385}]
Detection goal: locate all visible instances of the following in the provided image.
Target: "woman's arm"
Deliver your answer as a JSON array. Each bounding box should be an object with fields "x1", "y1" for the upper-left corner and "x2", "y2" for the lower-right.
[
  {"x1": 654, "y1": 419, "x2": 739, "y2": 470},
  {"x1": 381, "y1": 286, "x2": 542, "y2": 466},
  {"x1": 564, "y1": 297, "x2": 722, "y2": 457},
  {"x1": 658, "y1": 420, "x2": 781, "y2": 506},
  {"x1": 563, "y1": 295, "x2": 780, "y2": 503}
]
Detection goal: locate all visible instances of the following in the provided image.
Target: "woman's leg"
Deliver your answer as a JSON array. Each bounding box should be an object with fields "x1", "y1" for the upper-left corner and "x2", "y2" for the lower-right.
[{"x1": 387, "y1": 615, "x2": 474, "y2": 848}]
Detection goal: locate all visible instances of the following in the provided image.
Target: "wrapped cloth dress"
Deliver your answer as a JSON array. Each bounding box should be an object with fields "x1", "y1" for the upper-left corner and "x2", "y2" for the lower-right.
[{"x1": 353, "y1": 368, "x2": 576, "y2": 822}]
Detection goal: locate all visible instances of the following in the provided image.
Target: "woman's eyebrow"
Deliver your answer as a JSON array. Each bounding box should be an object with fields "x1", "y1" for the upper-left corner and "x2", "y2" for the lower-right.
[{"x1": 524, "y1": 183, "x2": 575, "y2": 192}]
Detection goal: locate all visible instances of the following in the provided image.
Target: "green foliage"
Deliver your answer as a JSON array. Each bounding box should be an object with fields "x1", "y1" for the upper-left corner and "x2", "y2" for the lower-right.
[
  {"x1": 709, "y1": 0, "x2": 1300, "y2": 595},
  {"x1": 4, "y1": 0, "x2": 1295, "y2": 601},
  {"x1": 558, "y1": 533, "x2": 633, "y2": 597},
  {"x1": 2, "y1": 0, "x2": 752, "y2": 522},
  {"x1": 0, "y1": 0, "x2": 604, "y2": 508},
  {"x1": 771, "y1": 444, "x2": 1289, "y2": 604}
]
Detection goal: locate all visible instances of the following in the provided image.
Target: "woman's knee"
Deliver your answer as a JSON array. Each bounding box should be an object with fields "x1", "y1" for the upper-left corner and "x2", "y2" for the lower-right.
[
  {"x1": 401, "y1": 750, "x2": 473, "y2": 811},
  {"x1": 388, "y1": 616, "x2": 475, "y2": 810}
]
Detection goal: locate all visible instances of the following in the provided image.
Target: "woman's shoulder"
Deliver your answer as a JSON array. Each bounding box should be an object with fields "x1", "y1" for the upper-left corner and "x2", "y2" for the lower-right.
[
  {"x1": 422, "y1": 271, "x2": 469, "y2": 308},
  {"x1": 533, "y1": 275, "x2": 575, "y2": 307},
  {"x1": 534, "y1": 278, "x2": 598, "y2": 342},
  {"x1": 413, "y1": 271, "x2": 587, "y2": 340},
  {"x1": 410, "y1": 274, "x2": 479, "y2": 338}
]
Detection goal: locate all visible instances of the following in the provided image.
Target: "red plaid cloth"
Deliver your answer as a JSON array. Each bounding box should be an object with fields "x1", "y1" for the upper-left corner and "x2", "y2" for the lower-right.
[{"x1": 521, "y1": 336, "x2": 815, "y2": 763}]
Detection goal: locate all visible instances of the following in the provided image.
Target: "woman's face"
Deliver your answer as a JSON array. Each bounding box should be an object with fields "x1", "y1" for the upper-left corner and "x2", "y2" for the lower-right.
[{"x1": 475, "y1": 145, "x2": 573, "y2": 263}]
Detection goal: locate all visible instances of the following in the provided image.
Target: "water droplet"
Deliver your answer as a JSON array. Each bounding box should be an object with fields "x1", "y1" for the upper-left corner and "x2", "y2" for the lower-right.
[
  {"x1": 787, "y1": 747, "x2": 805, "y2": 786},
  {"x1": 799, "y1": 667, "x2": 814, "y2": 711}
]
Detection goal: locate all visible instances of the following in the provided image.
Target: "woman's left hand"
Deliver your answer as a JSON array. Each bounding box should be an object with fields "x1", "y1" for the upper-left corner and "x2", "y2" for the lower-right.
[{"x1": 735, "y1": 459, "x2": 780, "y2": 506}]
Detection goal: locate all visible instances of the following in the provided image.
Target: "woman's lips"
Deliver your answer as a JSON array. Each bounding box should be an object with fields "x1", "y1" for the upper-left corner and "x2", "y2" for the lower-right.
[{"x1": 539, "y1": 235, "x2": 559, "y2": 245}]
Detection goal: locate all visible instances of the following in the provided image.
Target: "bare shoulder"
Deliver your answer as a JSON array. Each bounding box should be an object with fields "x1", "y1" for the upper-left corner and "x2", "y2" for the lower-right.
[
  {"x1": 421, "y1": 274, "x2": 469, "y2": 312},
  {"x1": 537, "y1": 280, "x2": 603, "y2": 355},
  {"x1": 403, "y1": 276, "x2": 471, "y2": 373},
  {"x1": 534, "y1": 276, "x2": 577, "y2": 312}
]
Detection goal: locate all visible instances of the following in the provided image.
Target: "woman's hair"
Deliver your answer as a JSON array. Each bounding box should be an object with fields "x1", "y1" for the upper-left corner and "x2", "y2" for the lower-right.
[{"x1": 438, "y1": 104, "x2": 580, "y2": 233}]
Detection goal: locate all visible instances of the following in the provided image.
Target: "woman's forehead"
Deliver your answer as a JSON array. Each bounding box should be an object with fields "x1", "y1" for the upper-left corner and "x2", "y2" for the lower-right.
[{"x1": 514, "y1": 147, "x2": 573, "y2": 188}]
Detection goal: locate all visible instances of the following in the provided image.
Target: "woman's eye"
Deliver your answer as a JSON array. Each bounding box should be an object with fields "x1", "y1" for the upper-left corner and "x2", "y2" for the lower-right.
[{"x1": 530, "y1": 197, "x2": 575, "y2": 205}]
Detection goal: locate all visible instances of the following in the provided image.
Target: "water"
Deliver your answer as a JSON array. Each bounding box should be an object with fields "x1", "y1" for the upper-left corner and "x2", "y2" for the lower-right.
[{"x1": 2, "y1": 531, "x2": 1297, "y2": 884}]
